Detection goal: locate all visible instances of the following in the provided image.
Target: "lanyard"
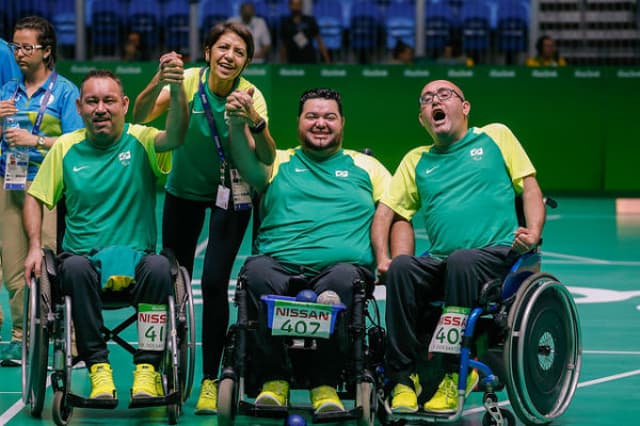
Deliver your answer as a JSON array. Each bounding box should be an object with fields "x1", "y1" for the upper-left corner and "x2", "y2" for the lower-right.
[
  {"x1": 198, "y1": 67, "x2": 226, "y2": 164},
  {"x1": 11, "y1": 70, "x2": 58, "y2": 136}
]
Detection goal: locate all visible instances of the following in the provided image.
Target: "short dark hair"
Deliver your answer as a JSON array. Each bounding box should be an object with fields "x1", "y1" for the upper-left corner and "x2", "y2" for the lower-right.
[
  {"x1": 203, "y1": 22, "x2": 254, "y2": 63},
  {"x1": 80, "y1": 69, "x2": 125, "y2": 97},
  {"x1": 298, "y1": 88, "x2": 343, "y2": 116},
  {"x1": 14, "y1": 15, "x2": 57, "y2": 68}
]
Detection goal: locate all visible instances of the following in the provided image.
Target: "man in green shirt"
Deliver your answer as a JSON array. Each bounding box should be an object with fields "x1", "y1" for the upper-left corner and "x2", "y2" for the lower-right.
[
  {"x1": 371, "y1": 80, "x2": 545, "y2": 414},
  {"x1": 23, "y1": 67, "x2": 187, "y2": 402},
  {"x1": 240, "y1": 88, "x2": 390, "y2": 414}
]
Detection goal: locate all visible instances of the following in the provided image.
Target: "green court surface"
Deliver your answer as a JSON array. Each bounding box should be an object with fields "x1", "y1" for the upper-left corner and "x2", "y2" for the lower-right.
[{"x1": 1, "y1": 197, "x2": 639, "y2": 425}]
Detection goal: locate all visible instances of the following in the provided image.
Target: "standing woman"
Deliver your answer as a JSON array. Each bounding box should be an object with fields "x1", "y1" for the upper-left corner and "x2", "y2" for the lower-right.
[
  {"x1": 133, "y1": 22, "x2": 275, "y2": 414},
  {"x1": 0, "y1": 16, "x2": 82, "y2": 365}
]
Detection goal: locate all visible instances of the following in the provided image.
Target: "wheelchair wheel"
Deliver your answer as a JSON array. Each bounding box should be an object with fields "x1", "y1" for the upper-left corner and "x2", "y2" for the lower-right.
[
  {"x1": 52, "y1": 390, "x2": 73, "y2": 426},
  {"x1": 504, "y1": 273, "x2": 582, "y2": 425},
  {"x1": 164, "y1": 295, "x2": 181, "y2": 424},
  {"x1": 21, "y1": 265, "x2": 51, "y2": 417},
  {"x1": 482, "y1": 408, "x2": 516, "y2": 426},
  {"x1": 356, "y1": 381, "x2": 376, "y2": 426},
  {"x1": 174, "y1": 265, "x2": 195, "y2": 402},
  {"x1": 217, "y1": 377, "x2": 237, "y2": 426}
]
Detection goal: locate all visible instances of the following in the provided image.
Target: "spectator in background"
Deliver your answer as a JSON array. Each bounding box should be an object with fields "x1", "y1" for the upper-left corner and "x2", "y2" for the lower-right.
[
  {"x1": 122, "y1": 31, "x2": 146, "y2": 62},
  {"x1": 389, "y1": 40, "x2": 415, "y2": 65},
  {"x1": 280, "y1": 0, "x2": 330, "y2": 63},
  {"x1": 229, "y1": 1, "x2": 272, "y2": 63},
  {"x1": 436, "y1": 41, "x2": 474, "y2": 67},
  {"x1": 526, "y1": 35, "x2": 567, "y2": 67}
]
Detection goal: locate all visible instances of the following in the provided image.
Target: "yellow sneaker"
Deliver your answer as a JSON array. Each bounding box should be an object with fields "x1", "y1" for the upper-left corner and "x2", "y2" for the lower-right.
[
  {"x1": 423, "y1": 370, "x2": 479, "y2": 413},
  {"x1": 89, "y1": 363, "x2": 116, "y2": 399},
  {"x1": 390, "y1": 383, "x2": 418, "y2": 413},
  {"x1": 310, "y1": 385, "x2": 345, "y2": 414},
  {"x1": 255, "y1": 380, "x2": 289, "y2": 407},
  {"x1": 132, "y1": 363, "x2": 162, "y2": 398},
  {"x1": 195, "y1": 378, "x2": 218, "y2": 414}
]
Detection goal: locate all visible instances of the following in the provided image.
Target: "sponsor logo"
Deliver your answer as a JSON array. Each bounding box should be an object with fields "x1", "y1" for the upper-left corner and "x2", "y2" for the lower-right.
[
  {"x1": 118, "y1": 150, "x2": 131, "y2": 166},
  {"x1": 294, "y1": 167, "x2": 308, "y2": 173},
  {"x1": 470, "y1": 147, "x2": 483, "y2": 160},
  {"x1": 425, "y1": 166, "x2": 439, "y2": 175},
  {"x1": 335, "y1": 170, "x2": 349, "y2": 177},
  {"x1": 139, "y1": 312, "x2": 167, "y2": 324},
  {"x1": 72, "y1": 165, "x2": 89, "y2": 172}
]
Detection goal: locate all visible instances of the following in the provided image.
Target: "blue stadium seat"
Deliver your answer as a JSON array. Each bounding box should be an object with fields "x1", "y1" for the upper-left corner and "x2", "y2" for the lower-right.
[
  {"x1": 349, "y1": 0, "x2": 385, "y2": 51},
  {"x1": 163, "y1": 0, "x2": 190, "y2": 55},
  {"x1": 425, "y1": 0, "x2": 455, "y2": 52},
  {"x1": 496, "y1": 0, "x2": 529, "y2": 52},
  {"x1": 313, "y1": 0, "x2": 344, "y2": 50},
  {"x1": 90, "y1": 1, "x2": 126, "y2": 56},
  {"x1": 127, "y1": 1, "x2": 162, "y2": 52},
  {"x1": 52, "y1": 0, "x2": 76, "y2": 51},
  {"x1": 200, "y1": 0, "x2": 233, "y2": 42},
  {"x1": 14, "y1": 0, "x2": 50, "y2": 21},
  {"x1": 385, "y1": 1, "x2": 416, "y2": 49},
  {"x1": 461, "y1": 0, "x2": 492, "y2": 52}
]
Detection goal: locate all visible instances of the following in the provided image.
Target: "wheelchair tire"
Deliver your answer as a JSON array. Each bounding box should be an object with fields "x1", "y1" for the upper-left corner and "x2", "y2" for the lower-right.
[
  {"x1": 167, "y1": 402, "x2": 180, "y2": 425},
  {"x1": 52, "y1": 390, "x2": 73, "y2": 426},
  {"x1": 482, "y1": 408, "x2": 516, "y2": 426},
  {"x1": 175, "y1": 265, "x2": 195, "y2": 402},
  {"x1": 217, "y1": 377, "x2": 237, "y2": 426},
  {"x1": 21, "y1": 266, "x2": 51, "y2": 417},
  {"x1": 504, "y1": 273, "x2": 582, "y2": 425},
  {"x1": 356, "y1": 381, "x2": 376, "y2": 426}
]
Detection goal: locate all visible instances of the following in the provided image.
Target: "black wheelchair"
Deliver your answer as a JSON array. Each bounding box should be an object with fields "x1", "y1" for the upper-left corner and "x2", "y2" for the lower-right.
[
  {"x1": 216, "y1": 274, "x2": 386, "y2": 426},
  {"x1": 21, "y1": 249, "x2": 196, "y2": 425},
  {"x1": 378, "y1": 249, "x2": 582, "y2": 425}
]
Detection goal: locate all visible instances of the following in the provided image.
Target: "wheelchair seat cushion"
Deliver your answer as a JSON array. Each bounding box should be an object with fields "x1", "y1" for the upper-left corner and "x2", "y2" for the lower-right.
[{"x1": 89, "y1": 246, "x2": 145, "y2": 291}]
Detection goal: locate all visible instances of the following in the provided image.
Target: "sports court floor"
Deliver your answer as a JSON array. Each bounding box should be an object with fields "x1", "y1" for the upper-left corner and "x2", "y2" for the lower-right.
[{"x1": 1, "y1": 197, "x2": 639, "y2": 425}]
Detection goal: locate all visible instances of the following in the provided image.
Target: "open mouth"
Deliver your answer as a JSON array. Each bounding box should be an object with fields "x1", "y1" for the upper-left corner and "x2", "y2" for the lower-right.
[{"x1": 432, "y1": 109, "x2": 446, "y2": 121}]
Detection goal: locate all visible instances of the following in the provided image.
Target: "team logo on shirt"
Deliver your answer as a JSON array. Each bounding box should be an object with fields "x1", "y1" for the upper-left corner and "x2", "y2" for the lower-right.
[
  {"x1": 335, "y1": 170, "x2": 349, "y2": 178},
  {"x1": 470, "y1": 147, "x2": 483, "y2": 160},
  {"x1": 118, "y1": 150, "x2": 131, "y2": 166}
]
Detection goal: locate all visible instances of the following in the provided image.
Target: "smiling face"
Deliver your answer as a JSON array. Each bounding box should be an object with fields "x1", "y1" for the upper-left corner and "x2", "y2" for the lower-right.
[
  {"x1": 298, "y1": 97, "x2": 345, "y2": 159},
  {"x1": 77, "y1": 76, "x2": 129, "y2": 146},
  {"x1": 418, "y1": 80, "x2": 470, "y2": 147},
  {"x1": 205, "y1": 30, "x2": 249, "y2": 83}
]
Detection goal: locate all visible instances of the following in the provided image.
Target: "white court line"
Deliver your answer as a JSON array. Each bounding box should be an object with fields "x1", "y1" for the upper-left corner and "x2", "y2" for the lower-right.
[
  {"x1": 0, "y1": 375, "x2": 50, "y2": 425},
  {"x1": 542, "y1": 251, "x2": 640, "y2": 266},
  {"x1": 462, "y1": 368, "x2": 640, "y2": 416}
]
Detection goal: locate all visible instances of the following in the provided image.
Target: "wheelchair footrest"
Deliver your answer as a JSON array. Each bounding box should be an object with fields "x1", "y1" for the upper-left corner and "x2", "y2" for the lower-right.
[
  {"x1": 67, "y1": 393, "x2": 119, "y2": 409},
  {"x1": 313, "y1": 407, "x2": 361, "y2": 423},
  {"x1": 128, "y1": 391, "x2": 180, "y2": 408}
]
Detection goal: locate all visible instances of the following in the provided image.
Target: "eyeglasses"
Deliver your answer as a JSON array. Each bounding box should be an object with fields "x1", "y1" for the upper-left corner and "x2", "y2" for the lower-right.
[
  {"x1": 419, "y1": 88, "x2": 464, "y2": 105},
  {"x1": 8, "y1": 43, "x2": 45, "y2": 56}
]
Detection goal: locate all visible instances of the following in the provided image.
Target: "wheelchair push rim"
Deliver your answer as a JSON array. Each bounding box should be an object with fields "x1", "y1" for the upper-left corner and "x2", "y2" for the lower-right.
[
  {"x1": 21, "y1": 263, "x2": 52, "y2": 417},
  {"x1": 504, "y1": 272, "x2": 582, "y2": 425}
]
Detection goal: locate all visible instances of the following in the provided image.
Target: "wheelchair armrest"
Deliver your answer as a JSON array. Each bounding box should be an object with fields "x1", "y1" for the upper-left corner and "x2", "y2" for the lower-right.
[
  {"x1": 43, "y1": 248, "x2": 57, "y2": 279},
  {"x1": 160, "y1": 248, "x2": 179, "y2": 278}
]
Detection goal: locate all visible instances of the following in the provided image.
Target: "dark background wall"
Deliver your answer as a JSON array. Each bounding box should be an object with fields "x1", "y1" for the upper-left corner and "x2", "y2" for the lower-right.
[{"x1": 56, "y1": 62, "x2": 640, "y2": 194}]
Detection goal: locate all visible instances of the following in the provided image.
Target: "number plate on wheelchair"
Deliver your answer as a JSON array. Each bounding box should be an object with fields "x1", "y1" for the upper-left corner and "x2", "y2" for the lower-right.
[
  {"x1": 429, "y1": 306, "x2": 470, "y2": 355},
  {"x1": 264, "y1": 296, "x2": 343, "y2": 339},
  {"x1": 138, "y1": 303, "x2": 167, "y2": 351}
]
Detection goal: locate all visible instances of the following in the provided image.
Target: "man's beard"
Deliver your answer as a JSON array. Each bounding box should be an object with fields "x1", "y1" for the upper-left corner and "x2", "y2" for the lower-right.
[{"x1": 301, "y1": 135, "x2": 341, "y2": 153}]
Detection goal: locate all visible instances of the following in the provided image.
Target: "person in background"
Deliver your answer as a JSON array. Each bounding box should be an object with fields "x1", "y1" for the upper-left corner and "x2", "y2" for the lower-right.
[
  {"x1": 280, "y1": 0, "x2": 330, "y2": 64},
  {"x1": 0, "y1": 16, "x2": 83, "y2": 366},
  {"x1": 389, "y1": 40, "x2": 415, "y2": 65},
  {"x1": 228, "y1": 1, "x2": 272, "y2": 63},
  {"x1": 0, "y1": 37, "x2": 21, "y2": 343},
  {"x1": 132, "y1": 22, "x2": 275, "y2": 415},
  {"x1": 526, "y1": 35, "x2": 567, "y2": 67}
]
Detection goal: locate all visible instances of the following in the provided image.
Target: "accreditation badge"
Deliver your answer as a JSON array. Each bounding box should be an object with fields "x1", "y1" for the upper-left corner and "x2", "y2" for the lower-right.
[
  {"x1": 230, "y1": 168, "x2": 252, "y2": 211},
  {"x1": 4, "y1": 149, "x2": 29, "y2": 190}
]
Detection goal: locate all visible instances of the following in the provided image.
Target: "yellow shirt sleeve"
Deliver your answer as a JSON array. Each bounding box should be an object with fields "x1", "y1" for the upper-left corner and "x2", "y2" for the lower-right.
[
  {"x1": 350, "y1": 150, "x2": 391, "y2": 202},
  {"x1": 380, "y1": 147, "x2": 427, "y2": 221},
  {"x1": 480, "y1": 123, "x2": 536, "y2": 194}
]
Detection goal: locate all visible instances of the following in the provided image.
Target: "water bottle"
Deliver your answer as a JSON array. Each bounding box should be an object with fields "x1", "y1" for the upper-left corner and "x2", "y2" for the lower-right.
[
  {"x1": 3, "y1": 115, "x2": 20, "y2": 141},
  {"x1": 3, "y1": 115, "x2": 28, "y2": 161}
]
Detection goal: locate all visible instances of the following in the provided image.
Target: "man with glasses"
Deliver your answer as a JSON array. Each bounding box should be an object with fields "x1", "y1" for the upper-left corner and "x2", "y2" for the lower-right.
[{"x1": 371, "y1": 79, "x2": 545, "y2": 414}]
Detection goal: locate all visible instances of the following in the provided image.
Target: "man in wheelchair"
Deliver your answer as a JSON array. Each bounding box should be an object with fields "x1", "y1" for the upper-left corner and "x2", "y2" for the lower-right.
[
  {"x1": 371, "y1": 79, "x2": 545, "y2": 414},
  {"x1": 239, "y1": 88, "x2": 390, "y2": 414},
  {"x1": 22, "y1": 67, "x2": 187, "y2": 401}
]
